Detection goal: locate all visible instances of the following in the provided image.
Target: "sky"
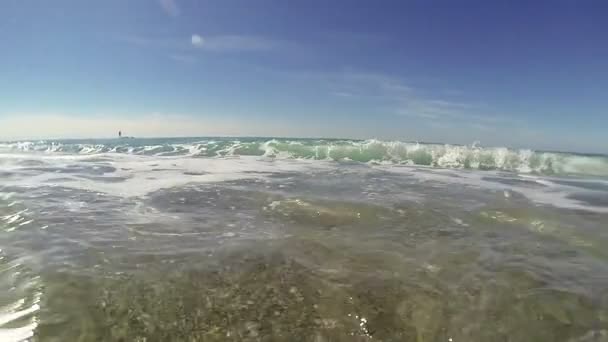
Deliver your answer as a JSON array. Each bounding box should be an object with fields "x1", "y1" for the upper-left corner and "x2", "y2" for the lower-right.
[{"x1": 0, "y1": 0, "x2": 607, "y2": 153}]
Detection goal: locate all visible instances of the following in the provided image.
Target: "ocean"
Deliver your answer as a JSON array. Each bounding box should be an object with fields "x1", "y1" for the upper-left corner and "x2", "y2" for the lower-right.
[{"x1": 1, "y1": 137, "x2": 607, "y2": 341}]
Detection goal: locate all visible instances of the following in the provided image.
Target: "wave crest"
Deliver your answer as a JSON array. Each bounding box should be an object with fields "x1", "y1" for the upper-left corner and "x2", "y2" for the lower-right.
[{"x1": 1, "y1": 139, "x2": 607, "y2": 177}]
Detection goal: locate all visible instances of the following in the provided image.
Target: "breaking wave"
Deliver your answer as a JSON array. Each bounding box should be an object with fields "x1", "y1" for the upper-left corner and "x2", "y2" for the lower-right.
[{"x1": 1, "y1": 138, "x2": 607, "y2": 177}]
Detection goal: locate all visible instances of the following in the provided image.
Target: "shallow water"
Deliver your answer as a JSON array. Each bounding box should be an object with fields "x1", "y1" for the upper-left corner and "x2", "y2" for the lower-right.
[{"x1": 1, "y1": 139, "x2": 608, "y2": 341}]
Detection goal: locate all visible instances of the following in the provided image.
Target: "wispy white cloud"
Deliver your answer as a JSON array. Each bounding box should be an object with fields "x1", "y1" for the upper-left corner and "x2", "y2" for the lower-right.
[
  {"x1": 198, "y1": 35, "x2": 277, "y2": 52},
  {"x1": 118, "y1": 35, "x2": 181, "y2": 48},
  {"x1": 120, "y1": 34, "x2": 277, "y2": 53},
  {"x1": 191, "y1": 34, "x2": 204, "y2": 48},
  {"x1": 332, "y1": 91, "x2": 354, "y2": 98},
  {"x1": 316, "y1": 71, "x2": 519, "y2": 125},
  {"x1": 268, "y1": 68, "x2": 530, "y2": 140},
  {"x1": 169, "y1": 54, "x2": 197, "y2": 63},
  {"x1": 395, "y1": 98, "x2": 472, "y2": 120},
  {"x1": 334, "y1": 73, "x2": 413, "y2": 100},
  {"x1": 158, "y1": 0, "x2": 179, "y2": 17}
]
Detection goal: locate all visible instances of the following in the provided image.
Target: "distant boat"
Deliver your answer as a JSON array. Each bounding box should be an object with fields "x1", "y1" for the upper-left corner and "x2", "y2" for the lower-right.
[{"x1": 118, "y1": 131, "x2": 135, "y2": 139}]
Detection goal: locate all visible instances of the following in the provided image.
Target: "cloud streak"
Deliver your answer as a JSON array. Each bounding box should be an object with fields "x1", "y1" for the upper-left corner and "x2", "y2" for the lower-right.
[
  {"x1": 272, "y1": 68, "x2": 526, "y2": 136},
  {"x1": 169, "y1": 54, "x2": 197, "y2": 63},
  {"x1": 319, "y1": 71, "x2": 519, "y2": 125},
  {"x1": 198, "y1": 35, "x2": 277, "y2": 52},
  {"x1": 191, "y1": 34, "x2": 204, "y2": 48},
  {"x1": 120, "y1": 34, "x2": 278, "y2": 53},
  {"x1": 158, "y1": 0, "x2": 179, "y2": 17}
]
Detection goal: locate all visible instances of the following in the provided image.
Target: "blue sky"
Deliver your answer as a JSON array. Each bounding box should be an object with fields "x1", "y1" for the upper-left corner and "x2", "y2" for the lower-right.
[{"x1": 0, "y1": 0, "x2": 607, "y2": 152}]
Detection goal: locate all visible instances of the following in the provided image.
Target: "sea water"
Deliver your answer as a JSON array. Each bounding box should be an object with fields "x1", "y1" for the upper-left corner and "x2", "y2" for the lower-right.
[{"x1": 1, "y1": 138, "x2": 607, "y2": 341}]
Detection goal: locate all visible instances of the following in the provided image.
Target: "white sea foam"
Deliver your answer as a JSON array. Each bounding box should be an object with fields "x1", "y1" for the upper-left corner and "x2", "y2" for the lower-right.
[
  {"x1": 0, "y1": 153, "x2": 331, "y2": 197},
  {"x1": 1, "y1": 139, "x2": 606, "y2": 177},
  {"x1": 0, "y1": 252, "x2": 41, "y2": 342},
  {"x1": 378, "y1": 165, "x2": 608, "y2": 213}
]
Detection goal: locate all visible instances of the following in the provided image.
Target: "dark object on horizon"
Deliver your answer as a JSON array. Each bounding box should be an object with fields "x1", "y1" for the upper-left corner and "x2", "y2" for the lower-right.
[{"x1": 118, "y1": 130, "x2": 135, "y2": 139}]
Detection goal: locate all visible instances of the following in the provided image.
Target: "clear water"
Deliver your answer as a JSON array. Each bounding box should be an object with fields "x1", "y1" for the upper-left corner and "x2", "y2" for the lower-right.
[{"x1": 1, "y1": 138, "x2": 607, "y2": 341}]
